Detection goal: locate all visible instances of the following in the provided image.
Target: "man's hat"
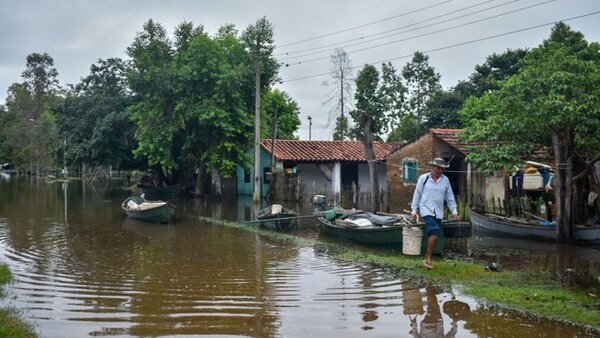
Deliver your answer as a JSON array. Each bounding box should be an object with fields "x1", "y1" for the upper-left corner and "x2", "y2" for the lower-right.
[{"x1": 428, "y1": 157, "x2": 450, "y2": 168}]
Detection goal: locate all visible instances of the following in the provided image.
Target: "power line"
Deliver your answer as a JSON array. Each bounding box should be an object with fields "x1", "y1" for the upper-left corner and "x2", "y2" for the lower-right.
[
  {"x1": 282, "y1": 0, "x2": 553, "y2": 66},
  {"x1": 276, "y1": 0, "x2": 454, "y2": 48},
  {"x1": 280, "y1": 10, "x2": 600, "y2": 83},
  {"x1": 277, "y1": 0, "x2": 498, "y2": 58}
]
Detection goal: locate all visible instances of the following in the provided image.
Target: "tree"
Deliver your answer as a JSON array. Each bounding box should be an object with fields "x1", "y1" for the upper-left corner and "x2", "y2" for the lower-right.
[
  {"x1": 401, "y1": 51, "x2": 441, "y2": 124},
  {"x1": 460, "y1": 23, "x2": 600, "y2": 243},
  {"x1": 352, "y1": 64, "x2": 388, "y2": 211},
  {"x1": 127, "y1": 18, "x2": 279, "y2": 196},
  {"x1": 0, "y1": 53, "x2": 60, "y2": 174},
  {"x1": 21, "y1": 52, "x2": 61, "y2": 120},
  {"x1": 261, "y1": 89, "x2": 300, "y2": 140},
  {"x1": 423, "y1": 90, "x2": 464, "y2": 129},
  {"x1": 322, "y1": 48, "x2": 354, "y2": 140},
  {"x1": 466, "y1": 48, "x2": 528, "y2": 97}
]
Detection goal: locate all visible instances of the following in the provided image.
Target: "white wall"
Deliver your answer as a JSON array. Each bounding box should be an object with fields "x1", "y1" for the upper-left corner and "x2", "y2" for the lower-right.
[
  {"x1": 298, "y1": 163, "x2": 331, "y2": 193},
  {"x1": 357, "y1": 163, "x2": 388, "y2": 193}
]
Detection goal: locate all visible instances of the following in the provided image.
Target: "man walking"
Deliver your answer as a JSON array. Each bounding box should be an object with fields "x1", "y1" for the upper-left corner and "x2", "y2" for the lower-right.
[{"x1": 410, "y1": 158, "x2": 460, "y2": 269}]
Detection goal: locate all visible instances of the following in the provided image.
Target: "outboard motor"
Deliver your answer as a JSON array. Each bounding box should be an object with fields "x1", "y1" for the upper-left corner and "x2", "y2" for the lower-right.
[{"x1": 312, "y1": 194, "x2": 328, "y2": 212}]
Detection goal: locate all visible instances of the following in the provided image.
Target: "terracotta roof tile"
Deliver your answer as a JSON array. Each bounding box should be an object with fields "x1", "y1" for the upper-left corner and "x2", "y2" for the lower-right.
[
  {"x1": 260, "y1": 140, "x2": 401, "y2": 162},
  {"x1": 430, "y1": 128, "x2": 468, "y2": 155}
]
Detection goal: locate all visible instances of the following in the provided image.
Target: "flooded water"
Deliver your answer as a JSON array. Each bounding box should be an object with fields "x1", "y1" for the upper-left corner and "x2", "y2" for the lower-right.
[{"x1": 0, "y1": 176, "x2": 597, "y2": 337}]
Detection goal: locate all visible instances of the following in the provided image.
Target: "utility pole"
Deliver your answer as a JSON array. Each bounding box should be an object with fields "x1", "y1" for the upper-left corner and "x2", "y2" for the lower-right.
[
  {"x1": 270, "y1": 106, "x2": 278, "y2": 171},
  {"x1": 307, "y1": 115, "x2": 312, "y2": 140},
  {"x1": 253, "y1": 48, "x2": 262, "y2": 204}
]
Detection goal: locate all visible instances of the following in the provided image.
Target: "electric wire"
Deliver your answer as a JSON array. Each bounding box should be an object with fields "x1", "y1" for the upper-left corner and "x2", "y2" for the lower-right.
[
  {"x1": 277, "y1": 0, "x2": 504, "y2": 58},
  {"x1": 280, "y1": 9, "x2": 600, "y2": 83},
  {"x1": 281, "y1": 0, "x2": 553, "y2": 65},
  {"x1": 277, "y1": 0, "x2": 454, "y2": 48}
]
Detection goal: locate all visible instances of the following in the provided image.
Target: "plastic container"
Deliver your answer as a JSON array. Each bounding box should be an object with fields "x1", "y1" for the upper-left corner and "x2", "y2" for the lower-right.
[{"x1": 402, "y1": 227, "x2": 423, "y2": 255}]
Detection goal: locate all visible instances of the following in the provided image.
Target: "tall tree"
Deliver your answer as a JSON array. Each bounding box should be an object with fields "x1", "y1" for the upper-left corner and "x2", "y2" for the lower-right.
[
  {"x1": 401, "y1": 51, "x2": 441, "y2": 124},
  {"x1": 0, "y1": 53, "x2": 60, "y2": 174},
  {"x1": 352, "y1": 64, "x2": 388, "y2": 211},
  {"x1": 21, "y1": 52, "x2": 60, "y2": 120},
  {"x1": 127, "y1": 19, "x2": 180, "y2": 186},
  {"x1": 460, "y1": 23, "x2": 600, "y2": 243},
  {"x1": 322, "y1": 48, "x2": 354, "y2": 140}
]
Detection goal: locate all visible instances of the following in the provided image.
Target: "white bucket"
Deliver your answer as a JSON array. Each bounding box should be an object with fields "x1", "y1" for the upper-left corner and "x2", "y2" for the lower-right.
[
  {"x1": 402, "y1": 227, "x2": 423, "y2": 256},
  {"x1": 271, "y1": 204, "x2": 283, "y2": 215}
]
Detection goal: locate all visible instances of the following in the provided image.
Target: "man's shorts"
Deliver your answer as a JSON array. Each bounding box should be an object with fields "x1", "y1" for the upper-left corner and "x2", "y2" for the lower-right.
[{"x1": 422, "y1": 215, "x2": 442, "y2": 236}]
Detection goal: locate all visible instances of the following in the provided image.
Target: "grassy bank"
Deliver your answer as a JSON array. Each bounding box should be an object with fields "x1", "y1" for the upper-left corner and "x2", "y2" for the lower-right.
[
  {"x1": 201, "y1": 217, "x2": 600, "y2": 329},
  {"x1": 0, "y1": 265, "x2": 37, "y2": 338}
]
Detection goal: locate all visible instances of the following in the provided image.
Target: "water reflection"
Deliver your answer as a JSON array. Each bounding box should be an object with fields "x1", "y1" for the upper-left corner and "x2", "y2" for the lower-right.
[{"x1": 0, "y1": 178, "x2": 596, "y2": 337}]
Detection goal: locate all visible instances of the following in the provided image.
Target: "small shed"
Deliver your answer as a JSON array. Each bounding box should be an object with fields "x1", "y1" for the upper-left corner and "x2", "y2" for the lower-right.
[{"x1": 236, "y1": 140, "x2": 400, "y2": 206}]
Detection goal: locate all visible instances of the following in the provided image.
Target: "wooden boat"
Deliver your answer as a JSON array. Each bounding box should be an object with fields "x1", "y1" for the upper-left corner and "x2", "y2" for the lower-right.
[
  {"x1": 137, "y1": 184, "x2": 180, "y2": 201},
  {"x1": 314, "y1": 210, "x2": 471, "y2": 254},
  {"x1": 121, "y1": 196, "x2": 176, "y2": 224},
  {"x1": 255, "y1": 204, "x2": 297, "y2": 231},
  {"x1": 469, "y1": 209, "x2": 600, "y2": 245}
]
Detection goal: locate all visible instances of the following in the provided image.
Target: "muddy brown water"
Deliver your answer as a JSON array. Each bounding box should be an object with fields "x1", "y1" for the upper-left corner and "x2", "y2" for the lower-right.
[{"x1": 0, "y1": 176, "x2": 597, "y2": 337}]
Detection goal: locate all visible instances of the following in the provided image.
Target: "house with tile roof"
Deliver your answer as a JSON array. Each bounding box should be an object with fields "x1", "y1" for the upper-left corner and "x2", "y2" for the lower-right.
[
  {"x1": 387, "y1": 128, "x2": 556, "y2": 215},
  {"x1": 386, "y1": 128, "x2": 469, "y2": 213},
  {"x1": 236, "y1": 140, "x2": 401, "y2": 205}
]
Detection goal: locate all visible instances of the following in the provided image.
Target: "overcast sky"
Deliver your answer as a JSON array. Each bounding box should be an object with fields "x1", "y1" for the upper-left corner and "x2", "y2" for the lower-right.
[{"x1": 1, "y1": 0, "x2": 599, "y2": 140}]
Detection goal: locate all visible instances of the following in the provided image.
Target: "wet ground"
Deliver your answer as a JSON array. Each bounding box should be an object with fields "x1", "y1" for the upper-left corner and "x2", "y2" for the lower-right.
[{"x1": 0, "y1": 176, "x2": 597, "y2": 337}]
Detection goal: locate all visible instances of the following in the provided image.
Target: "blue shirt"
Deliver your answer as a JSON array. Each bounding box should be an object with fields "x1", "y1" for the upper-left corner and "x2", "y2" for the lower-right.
[{"x1": 411, "y1": 173, "x2": 458, "y2": 220}]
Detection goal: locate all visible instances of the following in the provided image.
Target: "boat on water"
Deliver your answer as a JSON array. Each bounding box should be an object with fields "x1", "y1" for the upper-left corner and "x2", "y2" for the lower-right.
[
  {"x1": 121, "y1": 196, "x2": 177, "y2": 224},
  {"x1": 255, "y1": 204, "x2": 297, "y2": 231},
  {"x1": 316, "y1": 209, "x2": 471, "y2": 253},
  {"x1": 469, "y1": 209, "x2": 600, "y2": 245}
]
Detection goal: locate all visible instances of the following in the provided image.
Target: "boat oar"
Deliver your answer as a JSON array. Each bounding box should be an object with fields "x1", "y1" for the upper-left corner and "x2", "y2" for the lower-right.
[{"x1": 243, "y1": 213, "x2": 326, "y2": 224}]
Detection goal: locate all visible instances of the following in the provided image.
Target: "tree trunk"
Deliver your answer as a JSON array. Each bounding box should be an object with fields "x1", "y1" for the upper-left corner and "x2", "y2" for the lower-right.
[
  {"x1": 212, "y1": 167, "x2": 222, "y2": 197},
  {"x1": 552, "y1": 127, "x2": 575, "y2": 243},
  {"x1": 362, "y1": 115, "x2": 379, "y2": 212}
]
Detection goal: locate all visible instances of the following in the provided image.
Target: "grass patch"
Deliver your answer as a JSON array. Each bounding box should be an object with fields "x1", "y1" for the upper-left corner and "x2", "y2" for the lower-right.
[
  {"x1": 0, "y1": 265, "x2": 38, "y2": 337},
  {"x1": 202, "y1": 217, "x2": 600, "y2": 329}
]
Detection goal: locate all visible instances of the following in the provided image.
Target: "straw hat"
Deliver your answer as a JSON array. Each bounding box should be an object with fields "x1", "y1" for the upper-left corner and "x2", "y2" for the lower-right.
[{"x1": 428, "y1": 157, "x2": 450, "y2": 168}]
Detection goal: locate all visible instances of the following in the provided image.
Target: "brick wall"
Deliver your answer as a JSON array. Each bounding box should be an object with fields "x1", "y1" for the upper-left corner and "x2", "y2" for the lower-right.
[{"x1": 387, "y1": 133, "x2": 466, "y2": 213}]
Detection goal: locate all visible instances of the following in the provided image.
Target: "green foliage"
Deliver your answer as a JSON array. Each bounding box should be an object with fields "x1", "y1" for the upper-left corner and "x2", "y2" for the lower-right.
[
  {"x1": 128, "y1": 18, "x2": 279, "y2": 184},
  {"x1": 402, "y1": 51, "x2": 441, "y2": 124},
  {"x1": 351, "y1": 64, "x2": 387, "y2": 138},
  {"x1": 460, "y1": 24, "x2": 600, "y2": 172},
  {"x1": 386, "y1": 115, "x2": 424, "y2": 143},
  {"x1": 424, "y1": 90, "x2": 464, "y2": 129},
  {"x1": 54, "y1": 58, "x2": 138, "y2": 170},
  {"x1": 0, "y1": 53, "x2": 60, "y2": 174},
  {"x1": 261, "y1": 89, "x2": 300, "y2": 140},
  {"x1": 332, "y1": 114, "x2": 352, "y2": 141}
]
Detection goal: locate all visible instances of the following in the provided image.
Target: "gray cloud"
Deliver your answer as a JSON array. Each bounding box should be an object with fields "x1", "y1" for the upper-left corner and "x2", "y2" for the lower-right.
[{"x1": 1, "y1": 0, "x2": 599, "y2": 140}]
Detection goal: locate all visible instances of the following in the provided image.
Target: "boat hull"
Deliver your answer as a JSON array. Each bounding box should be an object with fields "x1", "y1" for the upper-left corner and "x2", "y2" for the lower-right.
[
  {"x1": 122, "y1": 197, "x2": 176, "y2": 224},
  {"x1": 469, "y1": 209, "x2": 600, "y2": 245},
  {"x1": 317, "y1": 216, "x2": 445, "y2": 254},
  {"x1": 255, "y1": 205, "x2": 297, "y2": 231}
]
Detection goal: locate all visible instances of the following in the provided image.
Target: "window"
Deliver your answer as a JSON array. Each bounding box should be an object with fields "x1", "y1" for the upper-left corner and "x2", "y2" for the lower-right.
[
  {"x1": 244, "y1": 169, "x2": 250, "y2": 183},
  {"x1": 402, "y1": 158, "x2": 418, "y2": 184}
]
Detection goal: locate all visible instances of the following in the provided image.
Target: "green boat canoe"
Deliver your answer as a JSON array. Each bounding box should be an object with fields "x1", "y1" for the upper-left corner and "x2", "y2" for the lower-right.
[
  {"x1": 122, "y1": 196, "x2": 177, "y2": 224},
  {"x1": 255, "y1": 204, "x2": 297, "y2": 231},
  {"x1": 316, "y1": 210, "x2": 470, "y2": 254}
]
